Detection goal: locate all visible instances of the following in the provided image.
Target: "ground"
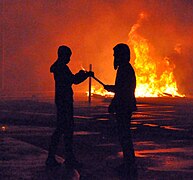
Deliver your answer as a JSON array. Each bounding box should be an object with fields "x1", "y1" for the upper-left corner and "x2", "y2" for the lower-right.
[{"x1": 0, "y1": 96, "x2": 193, "y2": 179}]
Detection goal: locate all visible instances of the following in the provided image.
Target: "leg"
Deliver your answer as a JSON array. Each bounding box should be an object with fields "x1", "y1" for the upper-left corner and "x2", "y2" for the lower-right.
[
  {"x1": 63, "y1": 122, "x2": 75, "y2": 162},
  {"x1": 116, "y1": 113, "x2": 138, "y2": 178},
  {"x1": 62, "y1": 103, "x2": 82, "y2": 168},
  {"x1": 46, "y1": 104, "x2": 64, "y2": 166},
  {"x1": 116, "y1": 113, "x2": 136, "y2": 165},
  {"x1": 62, "y1": 103, "x2": 75, "y2": 161},
  {"x1": 47, "y1": 127, "x2": 63, "y2": 159}
]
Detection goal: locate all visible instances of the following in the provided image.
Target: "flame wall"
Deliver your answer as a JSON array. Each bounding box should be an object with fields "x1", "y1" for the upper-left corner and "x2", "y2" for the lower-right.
[{"x1": 1, "y1": 0, "x2": 193, "y2": 96}]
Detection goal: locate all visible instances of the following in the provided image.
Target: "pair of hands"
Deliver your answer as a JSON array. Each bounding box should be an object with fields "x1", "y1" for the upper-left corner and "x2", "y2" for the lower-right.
[
  {"x1": 79, "y1": 70, "x2": 114, "y2": 113},
  {"x1": 87, "y1": 71, "x2": 94, "y2": 77},
  {"x1": 79, "y1": 70, "x2": 112, "y2": 92},
  {"x1": 78, "y1": 70, "x2": 94, "y2": 77}
]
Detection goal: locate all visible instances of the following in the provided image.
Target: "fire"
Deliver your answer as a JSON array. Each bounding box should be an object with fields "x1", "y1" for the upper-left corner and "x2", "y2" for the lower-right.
[
  {"x1": 87, "y1": 12, "x2": 184, "y2": 98},
  {"x1": 129, "y1": 13, "x2": 184, "y2": 97},
  {"x1": 86, "y1": 86, "x2": 114, "y2": 98},
  {"x1": 81, "y1": 66, "x2": 86, "y2": 71}
]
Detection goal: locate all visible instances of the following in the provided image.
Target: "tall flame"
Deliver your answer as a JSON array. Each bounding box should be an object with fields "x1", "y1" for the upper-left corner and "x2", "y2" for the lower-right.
[
  {"x1": 129, "y1": 12, "x2": 184, "y2": 97},
  {"x1": 87, "y1": 12, "x2": 184, "y2": 98}
]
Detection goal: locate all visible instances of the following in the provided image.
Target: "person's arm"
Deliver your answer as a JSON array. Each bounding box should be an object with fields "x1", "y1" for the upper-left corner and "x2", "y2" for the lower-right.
[
  {"x1": 59, "y1": 64, "x2": 93, "y2": 85},
  {"x1": 104, "y1": 85, "x2": 115, "y2": 92},
  {"x1": 73, "y1": 70, "x2": 94, "y2": 84}
]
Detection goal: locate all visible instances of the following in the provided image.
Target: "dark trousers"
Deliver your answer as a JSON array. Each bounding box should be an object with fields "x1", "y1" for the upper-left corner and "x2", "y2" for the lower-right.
[
  {"x1": 116, "y1": 112, "x2": 136, "y2": 165},
  {"x1": 48, "y1": 102, "x2": 75, "y2": 161}
]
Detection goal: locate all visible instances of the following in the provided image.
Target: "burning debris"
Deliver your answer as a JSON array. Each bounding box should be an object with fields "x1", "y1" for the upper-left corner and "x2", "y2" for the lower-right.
[
  {"x1": 129, "y1": 13, "x2": 184, "y2": 97},
  {"x1": 87, "y1": 13, "x2": 185, "y2": 98},
  {"x1": 86, "y1": 86, "x2": 114, "y2": 98}
]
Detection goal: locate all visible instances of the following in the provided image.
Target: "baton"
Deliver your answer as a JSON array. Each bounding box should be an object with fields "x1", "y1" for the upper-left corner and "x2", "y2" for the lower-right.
[{"x1": 92, "y1": 76, "x2": 105, "y2": 86}]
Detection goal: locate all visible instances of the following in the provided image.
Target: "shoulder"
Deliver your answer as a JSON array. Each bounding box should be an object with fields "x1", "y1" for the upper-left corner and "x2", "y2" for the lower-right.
[
  {"x1": 63, "y1": 65, "x2": 72, "y2": 72},
  {"x1": 119, "y1": 63, "x2": 134, "y2": 73},
  {"x1": 50, "y1": 60, "x2": 58, "y2": 73},
  {"x1": 128, "y1": 63, "x2": 135, "y2": 74}
]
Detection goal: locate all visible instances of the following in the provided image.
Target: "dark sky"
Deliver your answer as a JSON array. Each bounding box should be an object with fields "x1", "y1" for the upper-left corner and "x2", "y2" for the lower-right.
[{"x1": 1, "y1": 0, "x2": 193, "y2": 96}]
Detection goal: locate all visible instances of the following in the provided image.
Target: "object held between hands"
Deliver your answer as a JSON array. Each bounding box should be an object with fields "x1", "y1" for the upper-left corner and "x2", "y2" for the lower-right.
[{"x1": 92, "y1": 76, "x2": 105, "y2": 86}]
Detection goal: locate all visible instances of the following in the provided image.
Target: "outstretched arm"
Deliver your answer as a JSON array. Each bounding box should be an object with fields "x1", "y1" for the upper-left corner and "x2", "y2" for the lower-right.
[
  {"x1": 104, "y1": 85, "x2": 115, "y2": 92},
  {"x1": 73, "y1": 70, "x2": 94, "y2": 84}
]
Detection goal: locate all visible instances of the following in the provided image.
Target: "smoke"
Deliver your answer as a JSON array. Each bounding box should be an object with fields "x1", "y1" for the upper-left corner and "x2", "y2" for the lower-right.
[{"x1": 1, "y1": 0, "x2": 193, "y2": 96}]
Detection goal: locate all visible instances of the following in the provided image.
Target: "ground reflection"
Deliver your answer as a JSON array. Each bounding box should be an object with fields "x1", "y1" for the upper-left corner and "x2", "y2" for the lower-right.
[
  {"x1": 74, "y1": 131, "x2": 101, "y2": 136},
  {"x1": 96, "y1": 118, "x2": 109, "y2": 121},
  {"x1": 148, "y1": 154, "x2": 193, "y2": 172},
  {"x1": 0, "y1": 125, "x2": 8, "y2": 132},
  {"x1": 116, "y1": 140, "x2": 193, "y2": 172},
  {"x1": 143, "y1": 123, "x2": 159, "y2": 127},
  {"x1": 160, "y1": 125, "x2": 185, "y2": 131},
  {"x1": 138, "y1": 146, "x2": 193, "y2": 172},
  {"x1": 96, "y1": 143, "x2": 117, "y2": 147}
]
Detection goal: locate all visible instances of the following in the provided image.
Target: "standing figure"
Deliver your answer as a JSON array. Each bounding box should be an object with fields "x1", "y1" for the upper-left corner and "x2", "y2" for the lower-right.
[
  {"x1": 46, "y1": 45, "x2": 93, "y2": 168},
  {"x1": 104, "y1": 43, "x2": 137, "y2": 176}
]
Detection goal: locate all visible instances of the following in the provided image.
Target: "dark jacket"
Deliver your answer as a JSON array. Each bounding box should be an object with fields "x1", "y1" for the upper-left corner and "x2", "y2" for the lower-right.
[
  {"x1": 50, "y1": 60, "x2": 87, "y2": 104},
  {"x1": 109, "y1": 63, "x2": 137, "y2": 113}
]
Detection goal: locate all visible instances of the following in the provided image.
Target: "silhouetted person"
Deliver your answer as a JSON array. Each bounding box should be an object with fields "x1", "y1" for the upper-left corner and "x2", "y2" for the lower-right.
[
  {"x1": 46, "y1": 45, "x2": 93, "y2": 168},
  {"x1": 104, "y1": 43, "x2": 137, "y2": 177}
]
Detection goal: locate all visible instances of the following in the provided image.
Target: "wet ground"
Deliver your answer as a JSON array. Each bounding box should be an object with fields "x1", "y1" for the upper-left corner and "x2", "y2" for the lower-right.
[{"x1": 0, "y1": 97, "x2": 193, "y2": 179}]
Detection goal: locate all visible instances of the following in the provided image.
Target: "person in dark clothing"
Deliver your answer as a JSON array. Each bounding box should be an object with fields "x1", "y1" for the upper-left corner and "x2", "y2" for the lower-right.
[
  {"x1": 46, "y1": 45, "x2": 93, "y2": 168},
  {"x1": 104, "y1": 43, "x2": 137, "y2": 177}
]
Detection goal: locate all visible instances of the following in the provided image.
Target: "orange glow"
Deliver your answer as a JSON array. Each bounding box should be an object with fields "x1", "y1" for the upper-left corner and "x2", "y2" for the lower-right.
[
  {"x1": 87, "y1": 13, "x2": 185, "y2": 98},
  {"x1": 86, "y1": 86, "x2": 114, "y2": 98},
  {"x1": 81, "y1": 66, "x2": 86, "y2": 71},
  {"x1": 128, "y1": 13, "x2": 184, "y2": 97},
  {"x1": 1, "y1": 125, "x2": 7, "y2": 132}
]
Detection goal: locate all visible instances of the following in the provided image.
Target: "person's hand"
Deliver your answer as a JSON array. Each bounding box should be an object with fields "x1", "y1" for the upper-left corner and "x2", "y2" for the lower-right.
[
  {"x1": 87, "y1": 71, "x2": 94, "y2": 77},
  {"x1": 78, "y1": 70, "x2": 86, "y2": 75},
  {"x1": 104, "y1": 85, "x2": 112, "y2": 92}
]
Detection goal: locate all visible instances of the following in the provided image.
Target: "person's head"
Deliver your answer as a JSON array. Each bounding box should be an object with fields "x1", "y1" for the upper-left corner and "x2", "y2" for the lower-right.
[
  {"x1": 113, "y1": 43, "x2": 130, "y2": 70},
  {"x1": 57, "y1": 45, "x2": 72, "y2": 64}
]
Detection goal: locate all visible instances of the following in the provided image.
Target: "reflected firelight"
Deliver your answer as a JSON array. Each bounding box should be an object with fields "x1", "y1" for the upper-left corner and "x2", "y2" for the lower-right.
[{"x1": 1, "y1": 125, "x2": 7, "y2": 132}]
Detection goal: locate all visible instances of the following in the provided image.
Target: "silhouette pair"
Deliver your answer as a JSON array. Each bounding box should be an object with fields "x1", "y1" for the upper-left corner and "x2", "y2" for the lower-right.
[{"x1": 46, "y1": 44, "x2": 137, "y2": 177}]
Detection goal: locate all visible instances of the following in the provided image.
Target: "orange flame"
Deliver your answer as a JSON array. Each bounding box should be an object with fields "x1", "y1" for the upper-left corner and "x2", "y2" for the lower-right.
[
  {"x1": 129, "y1": 13, "x2": 184, "y2": 97},
  {"x1": 87, "y1": 13, "x2": 184, "y2": 98},
  {"x1": 86, "y1": 86, "x2": 114, "y2": 98},
  {"x1": 85, "y1": 13, "x2": 185, "y2": 98},
  {"x1": 81, "y1": 66, "x2": 86, "y2": 71}
]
